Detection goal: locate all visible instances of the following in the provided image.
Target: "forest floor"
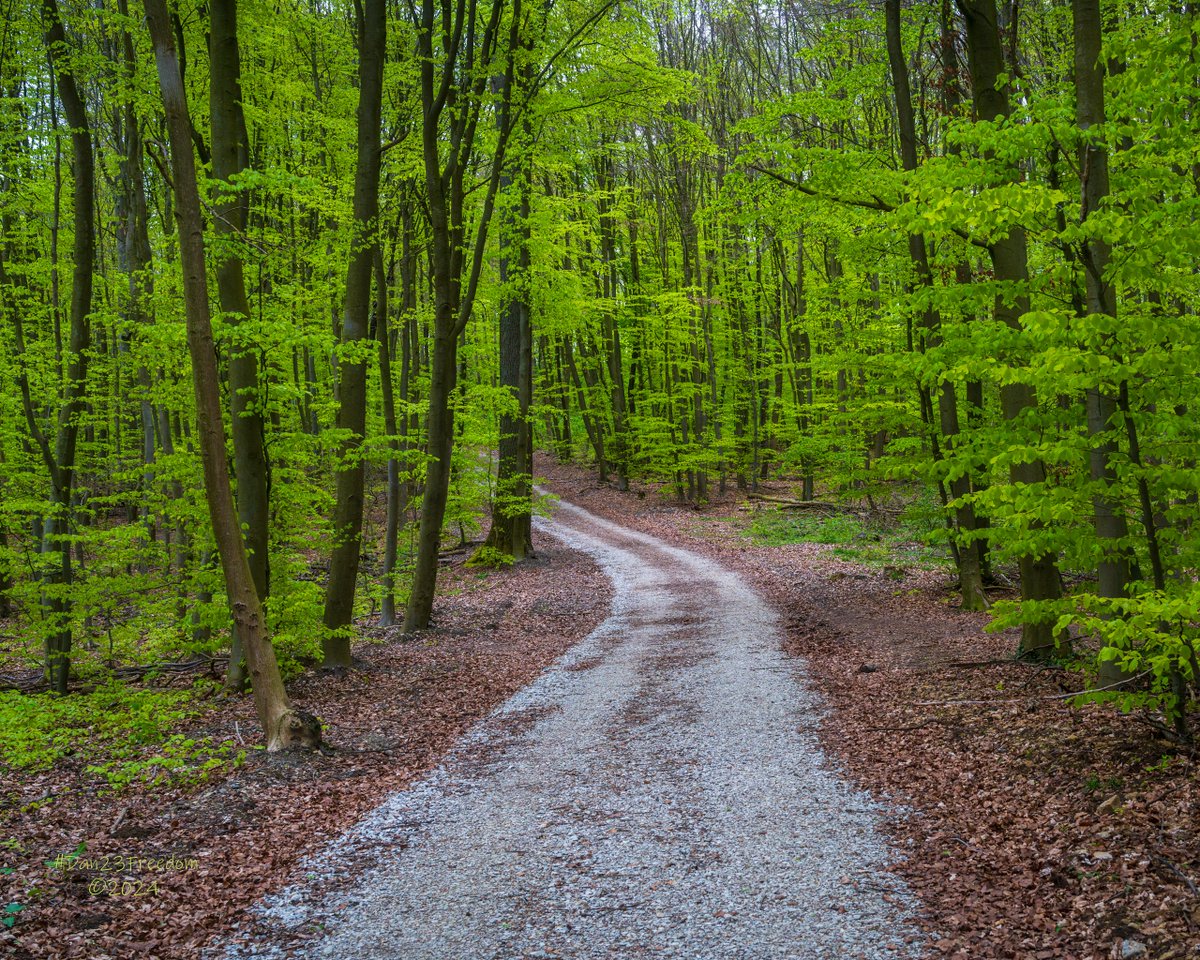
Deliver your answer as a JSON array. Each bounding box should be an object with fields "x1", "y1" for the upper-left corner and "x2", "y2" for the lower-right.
[
  {"x1": 533, "y1": 456, "x2": 1199, "y2": 960},
  {"x1": 0, "y1": 543, "x2": 612, "y2": 959},
  {"x1": 2, "y1": 459, "x2": 1197, "y2": 960}
]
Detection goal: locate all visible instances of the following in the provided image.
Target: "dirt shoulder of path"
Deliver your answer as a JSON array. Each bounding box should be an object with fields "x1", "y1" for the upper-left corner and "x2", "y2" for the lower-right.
[
  {"x1": 535, "y1": 455, "x2": 1199, "y2": 960},
  {"x1": 0, "y1": 543, "x2": 611, "y2": 960}
]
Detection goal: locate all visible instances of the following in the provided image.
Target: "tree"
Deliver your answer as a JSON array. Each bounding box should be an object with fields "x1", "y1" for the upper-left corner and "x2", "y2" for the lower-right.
[
  {"x1": 404, "y1": 0, "x2": 520, "y2": 630},
  {"x1": 145, "y1": 0, "x2": 319, "y2": 750},
  {"x1": 36, "y1": 0, "x2": 94, "y2": 694},
  {"x1": 957, "y1": 0, "x2": 1063, "y2": 658},
  {"x1": 321, "y1": 0, "x2": 387, "y2": 664},
  {"x1": 209, "y1": 0, "x2": 270, "y2": 690},
  {"x1": 885, "y1": 0, "x2": 987, "y2": 611},
  {"x1": 484, "y1": 56, "x2": 535, "y2": 560}
]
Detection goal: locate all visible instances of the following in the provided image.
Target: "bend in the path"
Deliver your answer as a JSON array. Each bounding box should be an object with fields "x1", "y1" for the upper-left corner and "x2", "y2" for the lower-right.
[{"x1": 227, "y1": 496, "x2": 922, "y2": 960}]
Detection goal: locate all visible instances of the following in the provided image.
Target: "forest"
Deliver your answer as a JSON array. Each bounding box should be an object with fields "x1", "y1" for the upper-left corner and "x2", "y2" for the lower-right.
[{"x1": 1, "y1": 0, "x2": 1198, "y2": 956}]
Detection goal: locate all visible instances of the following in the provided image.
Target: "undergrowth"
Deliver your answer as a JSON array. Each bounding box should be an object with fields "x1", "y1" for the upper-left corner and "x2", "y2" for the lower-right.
[
  {"x1": 745, "y1": 497, "x2": 948, "y2": 569},
  {"x1": 0, "y1": 680, "x2": 244, "y2": 798}
]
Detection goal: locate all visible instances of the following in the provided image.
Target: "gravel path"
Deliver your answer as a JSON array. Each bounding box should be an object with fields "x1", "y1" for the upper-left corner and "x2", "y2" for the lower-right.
[{"x1": 227, "y1": 498, "x2": 922, "y2": 959}]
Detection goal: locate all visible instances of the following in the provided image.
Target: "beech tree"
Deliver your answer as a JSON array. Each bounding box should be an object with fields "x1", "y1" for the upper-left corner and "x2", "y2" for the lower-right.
[
  {"x1": 321, "y1": 0, "x2": 386, "y2": 665},
  {"x1": 145, "y1": 0, "x2": 318, "y2": 750},
  {"x1": 209, "y1": 0, "x2": 269, "y2": 690}
]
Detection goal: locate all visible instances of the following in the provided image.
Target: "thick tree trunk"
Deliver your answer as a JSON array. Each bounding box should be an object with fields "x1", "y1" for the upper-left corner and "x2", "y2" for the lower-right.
[
  {"x1": 322, "y1": 0, "x2": 386, "y2": 664},
  {"x1": 146, "y1": 0, "x2": 318, "y2": 750},
  {"x1": 959, "y1": 0, "x2": 1064, "y2": 658}
]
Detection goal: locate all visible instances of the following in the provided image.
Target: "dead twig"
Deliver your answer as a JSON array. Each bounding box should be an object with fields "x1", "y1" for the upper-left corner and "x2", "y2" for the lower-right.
[
  {"x1": 1150, "y1": 852, "x2": 1200, "y2": 897},
  {"x1": 746, "y1": 493, "x2": 841, "y2": 511}
]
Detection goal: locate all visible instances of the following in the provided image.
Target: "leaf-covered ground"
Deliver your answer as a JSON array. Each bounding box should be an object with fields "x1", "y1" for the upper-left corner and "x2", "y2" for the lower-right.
[
  {"x1": 535, "y1": 457, "x2": 1199, "y2": 960},
  {"x1": 0, "y1": 543, "x2": 611, "y2": 960},
  {"x1": 4, "y1": 462, "x2": 1197, "y2": 959}
]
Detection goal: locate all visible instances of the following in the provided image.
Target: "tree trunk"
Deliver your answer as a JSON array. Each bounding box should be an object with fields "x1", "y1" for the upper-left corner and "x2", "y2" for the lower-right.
[
  {"x1": 959, "y1": 0, "x2": 1064, "y2": 658},
  {"x1": 146, "y1": 0, "x2": 318, "y2": 750},
  {"x1": 404, "y1": 322, "x2": 457, "y2": 630},
  {"x1": 322, "y1": 0, "x2": 386, "y2": 664},
  {"x1": 41, "y1": 0, "x2": 94, "y2": 694},
  {"x1": 596, "y1": 150, "x2": 631, "y2": 492},
  {"x1": 378, "y1": 246, "x2": 402, "y2": 628},
  {"x1": 402, "y1": 0, "x2": 517, "y2": 631},
  {"x1": 888, "y1": 0, "x2": 987, "y2": 611},
  {"x1": 209, "y1": 0, "x2": 270, "y2": 690},
  {"x1": 1074, "y1": 0, "x2": 1134, "y2": 641},
  {"x1": 485, "y1": 68, "x2": 534, "y2": 559}
]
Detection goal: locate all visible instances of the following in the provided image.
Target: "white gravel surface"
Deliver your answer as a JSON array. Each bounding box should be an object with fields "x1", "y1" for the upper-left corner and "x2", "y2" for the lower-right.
[{"x1": 224, "y1": 498, "x2": 923, "y2": 959}]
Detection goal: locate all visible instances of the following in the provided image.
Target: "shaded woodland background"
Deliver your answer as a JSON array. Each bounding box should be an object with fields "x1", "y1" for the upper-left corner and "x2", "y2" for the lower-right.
[{"x1": 0, "y1": 0, "x2": 1197, "y2": 744}]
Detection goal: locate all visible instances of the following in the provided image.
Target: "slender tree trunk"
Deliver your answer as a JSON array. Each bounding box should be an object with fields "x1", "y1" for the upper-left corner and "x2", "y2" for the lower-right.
[
  {"x1": 41, "y1": 0, "x2": 94, "y2": 694},
  {"x1": 596, "y1": 151, "x2": 631, "y2": 492},
  {"x1": 888, "y1": 0, "x2": 987, "y2": 610},
  {"x1": 485, "y1": 70, "x2": 534, "y2": 558},
  {"x1": 377, "y1": 247, "x2": 402, "y2": 626},
  {"x1": 1074, "y1": 0, "x2": 1134, "y2": 620},
  {"x1": 405, "y1": 322, "x2": 457, "y2": 629},
  {"x1": 146, "y1": 0, "x2": 318, "y2": 750},
  {"x1": 322, "y1": 0, "x2": 386, "y2": 663},
  {"x1": 403, "y1": 0, "x2": 517, "y2": 631},
  {"x1": 209, "y1": 0, "x2": 269, "y2": 690}
]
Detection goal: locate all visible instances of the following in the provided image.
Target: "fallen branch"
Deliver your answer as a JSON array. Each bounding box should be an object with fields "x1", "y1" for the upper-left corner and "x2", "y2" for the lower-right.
[
  {"x1": 1130, "y1": 712, "x2": 1197, "y2": 747},
  {"x1": 746, "y1": 493, "x2": 841, "y2": 511},
  {"x1": 0, "y1": 671, "x2": 44, "y2": 692},
  {"x1": 914, "y1": 671, "x2": 1153, "y2": 707},
  {"x1": 109, "y1": 656, "x2": 229, "y2": 679},
  {"x1": 1151, "y1": 852, "x2": 1200, "y2": 897},
  {"x1": 1, "y1": 656, "x2": 230, "y2": 693}
]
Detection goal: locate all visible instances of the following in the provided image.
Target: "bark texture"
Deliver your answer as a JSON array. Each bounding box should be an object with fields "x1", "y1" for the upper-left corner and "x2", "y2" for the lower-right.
[
  {"x1": 209, "y1": 0, "x2": 269, "y2": 690},
  {"x1": 41, "y1": 0, "x2": 94, "y2": 694},
  {"x1": 886, "y1": 0, "x2": 987, "y2": 612}
]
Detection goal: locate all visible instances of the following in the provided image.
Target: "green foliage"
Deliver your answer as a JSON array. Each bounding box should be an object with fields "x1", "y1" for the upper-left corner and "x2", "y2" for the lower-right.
[
  {"x1": 745, "y1": 500, "x2": 947, "y2": 569},
  {"x1": 466, "y1": 545, "x2": 516, "y2": 569},
  {"x1": 84, "y1": 735, "x2": 246, "y2": 794},
  {"x1": 0, "y1": 681, "x2": 240, "y2": 795},
  {"x1": 0, "y1": 0, "x2": 1196, "y2": 746}
]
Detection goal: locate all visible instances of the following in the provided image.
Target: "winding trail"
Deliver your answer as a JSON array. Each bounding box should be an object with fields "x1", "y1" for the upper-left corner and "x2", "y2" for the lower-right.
[{"x1": 233, "y1": 498, "x2": 921, "y2": 959}]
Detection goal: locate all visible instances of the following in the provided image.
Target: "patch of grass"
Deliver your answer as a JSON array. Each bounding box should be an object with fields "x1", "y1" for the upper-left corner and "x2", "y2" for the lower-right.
[{"x1": 1083, "y1": 773, "x2": 1124, "y2": 796}]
